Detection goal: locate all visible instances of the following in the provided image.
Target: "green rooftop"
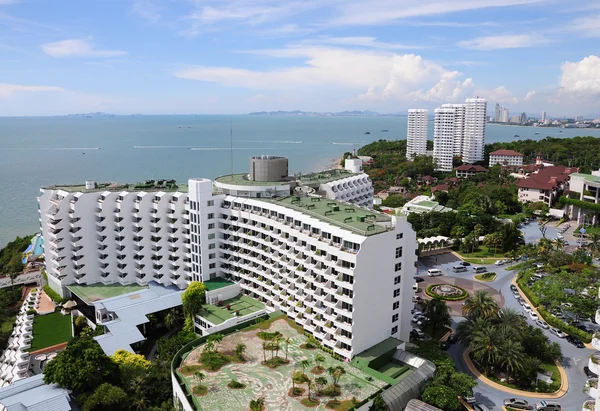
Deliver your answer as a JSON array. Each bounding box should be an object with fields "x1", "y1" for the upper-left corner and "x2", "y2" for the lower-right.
[
  {"x1": 203, "y1": 278, "x2": 235, "y2": 291},
  {"x1": 196, "y1": 295, "x2": 264, "y2": 325},
  {"x1": 68, "y1": 283, "x2": 148, "y2": 304},
  {"x1": 351, "y1": 337, "x2": 411, "y2": 384},
  {"x1": 298, "y1": 169, "x2": 356, "y2": 186},
  {"x1": 43, "y1": 180, "x2": 188, "y2": 193},
  {"x1": 214, "y1": 173, "x2": 289, "y2": 186},
  {"x1": 261, "y1": 196, "x2": 391, "y2": 236},
  {"x1": 414, "y1": 200, "x2": 437, "y2": 208},
  {"x1": 572, "y1": 173, "x2": 600, "y2": 183}
]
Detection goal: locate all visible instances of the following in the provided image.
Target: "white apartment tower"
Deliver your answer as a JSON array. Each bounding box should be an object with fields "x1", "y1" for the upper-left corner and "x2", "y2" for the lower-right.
[
  {"x1": 433, "y1": 98, "x2": 487, "y2": 170},
  {"x1": 406, "y1": 109, "x2": 428, "y2": 160},
  {"x1": 462, "y1": 98, "x2": 487, "y2": 164},
  {"x1": 39, "y1": 157, "x2": 416, "y2": 360},
  {"x1": 541, "y1": 111, "x2": 547, "y2": 122}
]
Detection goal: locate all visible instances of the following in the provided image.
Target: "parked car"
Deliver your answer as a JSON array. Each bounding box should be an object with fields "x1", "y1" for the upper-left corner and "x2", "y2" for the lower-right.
[
  {"x1": 414, "y1": 277, "x2": 425, "y2": 283},
  {"x1": 504, "y1": 398, "x2": 532, "y2": 410},
  {"x1": 549, "y1": 327, "x2": 566, "y2": 338},
  {"x1": 523, "y1": 303, "x2": 532, "y2": 313},
  {"x1": 584, "y1": 366, "x2": 598, "y2": 378},
  {"x1": 534, "y1": 400, "x2": 561, "y2": 410},
  {"x1": 495, "y1": 259, "x2": 505, "y2": 266},
  {"x1": 560, "y1": 302, "x2": 573, "y2": 308},
  {"x1": 577, "y1": 324, "x2": 593, "y2": 334},
  {"x1": 460, "y1": 261, "x2": 471, "y2": 266},
  {"x1": 473, "y1": 266, "x2": 487, "y2": 273},
  {"x1": 517, "y1": 297, "x2": 525, "y2": 305},
  {"x1": 510, "y1": 284, "x2": 518, "y2": 293},
  {"x1": 473, "y1": 404, "x2": 491, "y2": 411},
  {"x1": 566, "y1": 335, "x2": 585, "y2": 348},
  {"x1": 529, "y1": 311, "x2": 539, "y2": 321},
  {"x1": 463, "y1": 395, "x2": 476, "y2": 404},
  {"x1": 412, "y1": 296, "x2": 423, "y2": 303},
  {"x1": 410, "y1": 329, "x2": 425, "y2": 340},
  {"x1": 536, "y1": 320, "x2": 549, "y2": 329}
]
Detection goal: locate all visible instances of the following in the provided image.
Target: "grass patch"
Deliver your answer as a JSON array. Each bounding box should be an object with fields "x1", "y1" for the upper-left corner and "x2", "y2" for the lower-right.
[
  {"x1": 325, "y1": 399, "x2": 356, "y2": 410},
  {"x1": 192, "y1": 385, "x2": 208, "y2": 396},
  {"x1": 320, "y1": 384, "x2": 342, "y2": 397},
  {"x1": 262, "y1": 356, "x2": 289, "y2": 369},
  {"x1": 181, "y1": 364, "x2": 202, "y2": 375},
  {"x1": 1, "y1": 315, "x2": 15, "y2": 334},
  {"x1": 227, "y1": 380, "x2": 246, "y2": 389},
  {"x1": 474, "y1": 272, "x2": 497, "y2": 282},
  {"x1": 540, "y1": 362, "x2": 561, "y2": 391},
  {"x1": 29, "y1": 312, "x2": 71, "y2": 352},
  {"x1": 300, "y1": 398, "x2": 321, "y2": 408},
  {"x1": 288, "y1": 387, "x2": 306, "y2": 397},
  {"x1": 300, "y1": 343, "x2": 318, "y2": 350}
]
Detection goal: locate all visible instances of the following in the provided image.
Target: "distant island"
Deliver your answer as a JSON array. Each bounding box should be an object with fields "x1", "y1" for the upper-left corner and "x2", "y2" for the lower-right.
[
  {"x1": 65, "y1": 112, "x2": 116, "y2": 117},
  {"x1": 247, "y1": 110, "x2": 402, "y2": 117}
]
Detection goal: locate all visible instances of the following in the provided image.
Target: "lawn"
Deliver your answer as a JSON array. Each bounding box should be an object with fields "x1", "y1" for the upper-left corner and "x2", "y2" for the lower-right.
[
  {"x1": 456, "y1": 246, "x2": 507, "y2": 264},
  {"x1": 578, "y1": 225, "x2": 600, "y2": 236},
  {"x1": 1, "y1": 315, "x2": 15, "y2": 334},
  {"x1": 29, "y1": 312, "x2": 72, "y2": 352}
]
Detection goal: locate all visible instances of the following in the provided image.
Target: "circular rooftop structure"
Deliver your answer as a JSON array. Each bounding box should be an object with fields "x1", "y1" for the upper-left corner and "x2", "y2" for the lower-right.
[{"x1": 249, "y1": 155, "x2": 288, "y2": 182}]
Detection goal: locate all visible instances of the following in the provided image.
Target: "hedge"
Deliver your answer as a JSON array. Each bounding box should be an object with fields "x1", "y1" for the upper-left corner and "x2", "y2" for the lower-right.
[
  {"x1": 537, "y1": 307, "x2": 592, "y2": 343},
  {"x1": 560, "y1": 197, "x2": 600, "y2": 214},
  {"x1": 43, "y1": 284, "x2": 62, "y2": 303},
  {"x1": 425, "y1": 284, "x2": 468, "y2": 301},
  {"x1": 516, "y1": 279, "x2": 540, "y2": 307}
]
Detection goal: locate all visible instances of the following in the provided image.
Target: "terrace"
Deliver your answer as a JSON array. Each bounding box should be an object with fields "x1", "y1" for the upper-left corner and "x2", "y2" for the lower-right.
[
  {"x1": 196, "y1": 295, "x2": 264, "y2": 325},
  {"x1": 43, "y1": 180, "x2": 188, "y2": 193},
  {"x1": 214, "y1": 173, "x2": 290, "y2": 187},
  {"x1": 262, "y1": 196, "x2": 392, "y2": 236},
  {"x1": 67, "y1": 283, "x2": 147, "y2": 304}
]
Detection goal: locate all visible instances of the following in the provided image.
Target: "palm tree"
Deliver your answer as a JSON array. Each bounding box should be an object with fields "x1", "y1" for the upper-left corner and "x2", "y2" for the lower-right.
[
  {"x1": 164, "y1": 309, "x2": 182, "y2": 330},
  {"x1": 314, "y1": 354, "x2": 325, "y2": 372},
  {"x1": 306, "y1": 377, "x2": 314, "y2": 401},
  {"x1": 211, "y1": 333, "x2": 223, "y2": 353},
  {"x1": 275, "y1": 335, "x2": 282, "y2": 358},
  {"x1": 552, "y1": 237, "x2": 564, "y2": 251},
  {"x1": 249, "y1": 397, "x2": 265, "y2": 411},
  {"x1": 235, "y1": 343, "x2": 246, "y2": 360},
  {"x1": 284, "y1": 337, "x2": 291, "y2": 360},
  {"x1": 328, "y1": 366, "x2": 345, "y2": 388},
  {"x1": 462, "y1": 290, "x2": 499, "y2": 320},
  {"x1": 496, "y1": 307, "x2": 525, "y2": 331},
  {"x1": 422, "y1": 297, "x2": 451, "y2": 338},
  {"x1": 456, "y1": 317, "x2": 493, "y2": 346},
  {"x1": 471, "y1": 326, "x2": 501, "y2": 373},
  {"x1": 299, "y1": 359, "x2": 310, "y2": 376},
  {"x1": 498, "y1": 339, "x2": 524, "y2": 383},
  {"x1": 314, "y1": 376, "x2": 327, "y2": 395},
  {"x1": 194, "y1": 371, "x2": 205, "y2": 387},
  {"x1": 262, "y1": 342, "x2": 267, "y2": 362}
]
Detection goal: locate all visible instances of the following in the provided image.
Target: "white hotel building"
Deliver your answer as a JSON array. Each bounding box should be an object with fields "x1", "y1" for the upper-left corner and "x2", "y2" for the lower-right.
[
  {"x1": 39, "y1": 156, "x2": 416, "y2": 360},
  {"x1": 433, "y1": 98, "x2": 487, "y2": 172},
  {"x1": 406, "y1": 109, "x2": 428, "y2": 161}
]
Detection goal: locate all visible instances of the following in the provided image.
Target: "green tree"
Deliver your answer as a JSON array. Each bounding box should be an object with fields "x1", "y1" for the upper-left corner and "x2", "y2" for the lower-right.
[
  {"x1": 163, "y1": 308, "x2": 183, "y2": 330},
  {"x1": 483, "y1": 232, "x2": 503, "y2": 256},
  {"x1": 235, "y1": 343, "x2": 246, "y2": 360},
  {"x1": 421, "y1": 385, "x2": 461, "y2": 411},
  {"x1": 456, "y1": 317, "x2": 492, "y2": 346},
  {"x1": 589, "y1": 233, "x2": 600, "y2": 255},
  {"x1": 193, "y1": 371, "x2": 205, "y2": 386},
  {"x1": 369, "y1": 393, "x2": 387, "y2": 411},
  {"x1": 83, "y1": 383, "x2": 129, "y2": 411},
  {"x1": 249, "y1": 397, "x2": 265, "y2": 411},
  {"x1": 181, "y1": 281, "x2": 206, "y2": 321},
  {"x1": 327, "y1": 366, "x2": 346, "y2": 387},
  {"x1": 471, "y1": 326, "x2": 501, "y2": 372},
  {"x1": 422, "y1": 297, "x2": 451, "y2": 339},
  {"x1": 462, "y1": 290, "x2": 499, "y2": 320},
  {"x1": 314, "y1": 354, "x2": 325, "y2": 372},
  {"x1": 314, "y1": 376, "x2": 328, "y2": 395},
  {"x1": 413, "y1": 155, "x2": 436, "y2": 176},
  {"x1": 299, "y1": 359, "x2": 310, "y2": 375},
  {"x1": 44, "y1": 333, "x2": 118, "y2": 393},
  {"x1": 498, "y1": 340, "x2": 524, "y2": 382}
]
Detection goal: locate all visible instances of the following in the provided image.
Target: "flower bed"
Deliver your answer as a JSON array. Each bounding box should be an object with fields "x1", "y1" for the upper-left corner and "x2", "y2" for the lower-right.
[{"x1": 425, "y1": 284, "x2": 468, "y2": 301}]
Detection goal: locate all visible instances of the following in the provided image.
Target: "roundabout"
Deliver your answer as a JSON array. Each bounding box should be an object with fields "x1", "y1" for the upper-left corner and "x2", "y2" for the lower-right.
[{"x1": 425, "y1": 283, "x2": 468, "y2": 301}]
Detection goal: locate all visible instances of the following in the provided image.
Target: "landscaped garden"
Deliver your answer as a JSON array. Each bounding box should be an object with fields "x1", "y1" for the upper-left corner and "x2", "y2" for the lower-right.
[
  {"x1": 425, "y1": 284, "x2": 468, "y2": 301},
  {"x1": 457, "y1": 290, "x2": 563, "y2": 393},
  {"x1": 178, "y1": 317, "x2": 386, "y2": 410},
  {"x1": 474, "y1": 272, "x2": 497, "y2": 282},
  {"x1": 29, "y1": 312, "x2": 72, "y2": 352}
]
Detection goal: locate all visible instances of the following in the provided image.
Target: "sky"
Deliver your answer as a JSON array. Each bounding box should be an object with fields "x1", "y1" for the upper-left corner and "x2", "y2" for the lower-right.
[{"x1": 1, "y1": 0, "x2": 600, "y2": 117}]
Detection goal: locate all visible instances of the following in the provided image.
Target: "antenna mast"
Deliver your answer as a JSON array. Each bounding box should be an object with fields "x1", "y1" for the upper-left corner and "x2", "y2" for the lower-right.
[{"x1": 230, "y1": 117, "x2": 234, "y2": 180}]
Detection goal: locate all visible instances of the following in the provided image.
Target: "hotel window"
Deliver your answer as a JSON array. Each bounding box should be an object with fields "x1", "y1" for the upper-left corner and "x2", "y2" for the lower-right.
[
  {"x1": 208, "y1": 213, "x2": 214, "y2": 219},
  {"x1": 393, "y1": 289, "x2": 400, "y2": 298},
  {"x1": 394, "y1": 275, "x2": 401, "y2": 285},
  {"x1": 393, "y1": 301, "x2": 399, "y2": 310},
  {"x1": 208, "y1": 243, "x2": 215, "y2": 249},
  {"x1": 208, "y1": 223, "x2": 215, "y2": 229},
  {"x1": 208, "y1": 233, "x2": 215, "y2": 239},
  {"x1": 394, "y1": 262, "x2": 402, "y2": 272},
  {"x1": 209, "y1": 263, "x2": 216, "y2": 269},
  {"x1": 391, "y1": 326, "x2": 398, "y2": 335},
  {"x1": 396, "y1": 233, "x2": 403, "y2": 240},
  {"x1": 395, "y1": 247, "x2": 403, "y2": 258},
  {"x1": 207, "y1": 200, "x2": 214, "y2": 207},
  {"x1": 392, "y1": 314, "x2": 398, "y2": 322},
  {"x1": 209, "y1": 253, "x2": 215, "y2": 259}
]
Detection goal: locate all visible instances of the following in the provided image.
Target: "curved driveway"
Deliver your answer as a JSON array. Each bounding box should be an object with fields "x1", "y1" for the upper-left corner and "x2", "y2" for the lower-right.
[{"x1": 415, "y1": 221, "x2": 592, "y2": 411}]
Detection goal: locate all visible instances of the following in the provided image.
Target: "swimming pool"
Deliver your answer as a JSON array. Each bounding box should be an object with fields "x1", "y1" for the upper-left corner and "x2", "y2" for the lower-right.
[{"x1": 22, "y1": 234, "x2": 43, "y2": 264}]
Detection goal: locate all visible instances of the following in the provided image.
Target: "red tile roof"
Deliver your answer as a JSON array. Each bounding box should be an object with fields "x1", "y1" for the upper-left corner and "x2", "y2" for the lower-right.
[
  {"x1": 455, "y1": 164, "x2": 488, "y2": 172},
  {"x1": 490, "y1": 149, "x2": 524, "y2": 156},
  {"x1": 431, "y1": 184, "x2": 450, "y2": 193},
  {"x1": 517, "y1": 166, "x2": 578, "y2": 190}
]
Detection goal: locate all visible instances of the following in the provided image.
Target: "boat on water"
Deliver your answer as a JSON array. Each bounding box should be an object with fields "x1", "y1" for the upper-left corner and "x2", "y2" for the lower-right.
[
  {"x1": 513, "y1": 134, "x2": 520, "y2": 137},
  {"x1": 559, "y1": 130, "x2": 563, "y2": 132},
  {"x1": 535, "y1": 132, "x2": 539, "y2": 135},
  {"x1": 381, "y1": 129, "x2": 389, "y2": 132},
  {"x1": 365, "y1": 131, "x2": 371, "y2": 135}
]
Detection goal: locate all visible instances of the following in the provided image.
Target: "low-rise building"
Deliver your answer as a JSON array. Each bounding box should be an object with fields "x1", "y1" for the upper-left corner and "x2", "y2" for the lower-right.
[
  {"x1": 455, "y1": 164, "x2": 488, "y2": 179},
  {"x1": 516, "y1": 166, "x2": 577, "y2": 206},
  {"x1": 430, "y1": 184, "x2": 450, "y2": 195},
  {"x1": 565, "y1": 171, "x2": 600, "y2": 224},
  {"x1": 401, "y1": 196, "x2": 453, "y2": 215},
  {"x1": 488, "y1": 149, "x2": 523, "y2": 168}
]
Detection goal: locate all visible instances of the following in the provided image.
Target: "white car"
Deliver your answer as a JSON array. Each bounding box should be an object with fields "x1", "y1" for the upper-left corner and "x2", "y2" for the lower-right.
[
  {"x1": 536, "y1": 320, "x2": 550, "y2": 329},
  {"x1": 529, "y1": 311, "x2": 539, "y2": 321},
  {"x1": 549, "y1": 327, "x2": 566, "y2": 338},
  {"x1": 494, "y1": 260, "x2": 505, "y2": 266},
  {"x1": 523, "y1": 303, "x2": 532, "y2": 313}
]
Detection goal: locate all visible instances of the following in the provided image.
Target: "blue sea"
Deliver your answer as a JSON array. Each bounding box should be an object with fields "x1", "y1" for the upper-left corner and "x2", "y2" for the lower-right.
[{"x1": 1, "y1": 114, "x2": 600, "y2": 247}]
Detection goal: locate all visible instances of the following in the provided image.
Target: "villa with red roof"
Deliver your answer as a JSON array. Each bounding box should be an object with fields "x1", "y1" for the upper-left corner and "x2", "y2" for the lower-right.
[
  {"x1": 516, "y1": 165, "x2": 578, "y2": 205},
  {"x1": 455, "y1": 164, "x2": 488, "y2": 179},
  {"x1": 489, "y1": 149, "x2": 524, "y2": 168}
]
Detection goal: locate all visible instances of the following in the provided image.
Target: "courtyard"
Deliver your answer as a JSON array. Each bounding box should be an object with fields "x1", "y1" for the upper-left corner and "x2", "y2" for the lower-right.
[
  {"x1": 29, "y1": 312, "x2": 71, "y2": 352},
  {"x1": 178, "y1": 317, "x2": 387, "y2": 410}
]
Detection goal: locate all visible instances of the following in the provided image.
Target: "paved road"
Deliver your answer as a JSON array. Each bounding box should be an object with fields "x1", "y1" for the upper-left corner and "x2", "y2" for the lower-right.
[
  {"x1": 0, "y1": 270, "x2": 43, "y2": 289},
  {"x1": 414, "y1": 220, "x2": 593, "y2": 411}
]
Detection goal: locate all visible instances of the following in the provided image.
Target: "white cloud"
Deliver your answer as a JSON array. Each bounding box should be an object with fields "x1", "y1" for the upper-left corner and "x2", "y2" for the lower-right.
[
  {"x1": 0, "y1": 83, "x2": 63, "y2": 98},
  {"x1": 568, "y1": 14, "x2": 600, "y2": 37},
  {"x1": 559, "y1": 55, "x2": 600, "y2": 96},
  {"x1": 41, "y1": 39, "x2": 127, "y2": 58},
  {"x1": 485, "y1": 85, "x2": 518, "y2": 103},
  {"x1": 175, "y1": 46, "x2": 476, "y2": 104},
  {"x1": 457, "y1": 33, "x2": 550, "y2": 50},
  {"x1": 524, "y1": 90, "x2": 536, "y2": 100},
  {"x1": 131, "y1": 0, "x2": 161, "y2": 23},
  {"x1": 300, "y1": 36, "x2": 424, "y2": 50},
  {"x1": 257, "y1": 24, "x2": 314, "y2": 37},
  {"x1": 328, "y1": 0, "x2": 547, "y2": 26}
]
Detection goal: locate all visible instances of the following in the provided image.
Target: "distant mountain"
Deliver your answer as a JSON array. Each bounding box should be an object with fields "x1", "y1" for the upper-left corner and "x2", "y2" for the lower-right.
[{"x1": 248, "y1": 110, "x2": 402, "y2": 117}]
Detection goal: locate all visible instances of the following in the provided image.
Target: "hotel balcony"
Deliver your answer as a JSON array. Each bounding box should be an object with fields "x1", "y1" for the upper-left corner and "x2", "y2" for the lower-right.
[
  {"x1": 593, "y1": 334, "x2": 600, "y2": 351},
  {"x1": 582, "y1": 400, "x2": 596, "y2": 411},
  {"x1": 596, "y1": 309, "x2": 600, "y2": 326},
  {"x1": 585, "y1": 378, "x2": 599, "y2": 398},
  {"x1": 589, "y1": 353, "x2": 600, "y2": 377}
]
